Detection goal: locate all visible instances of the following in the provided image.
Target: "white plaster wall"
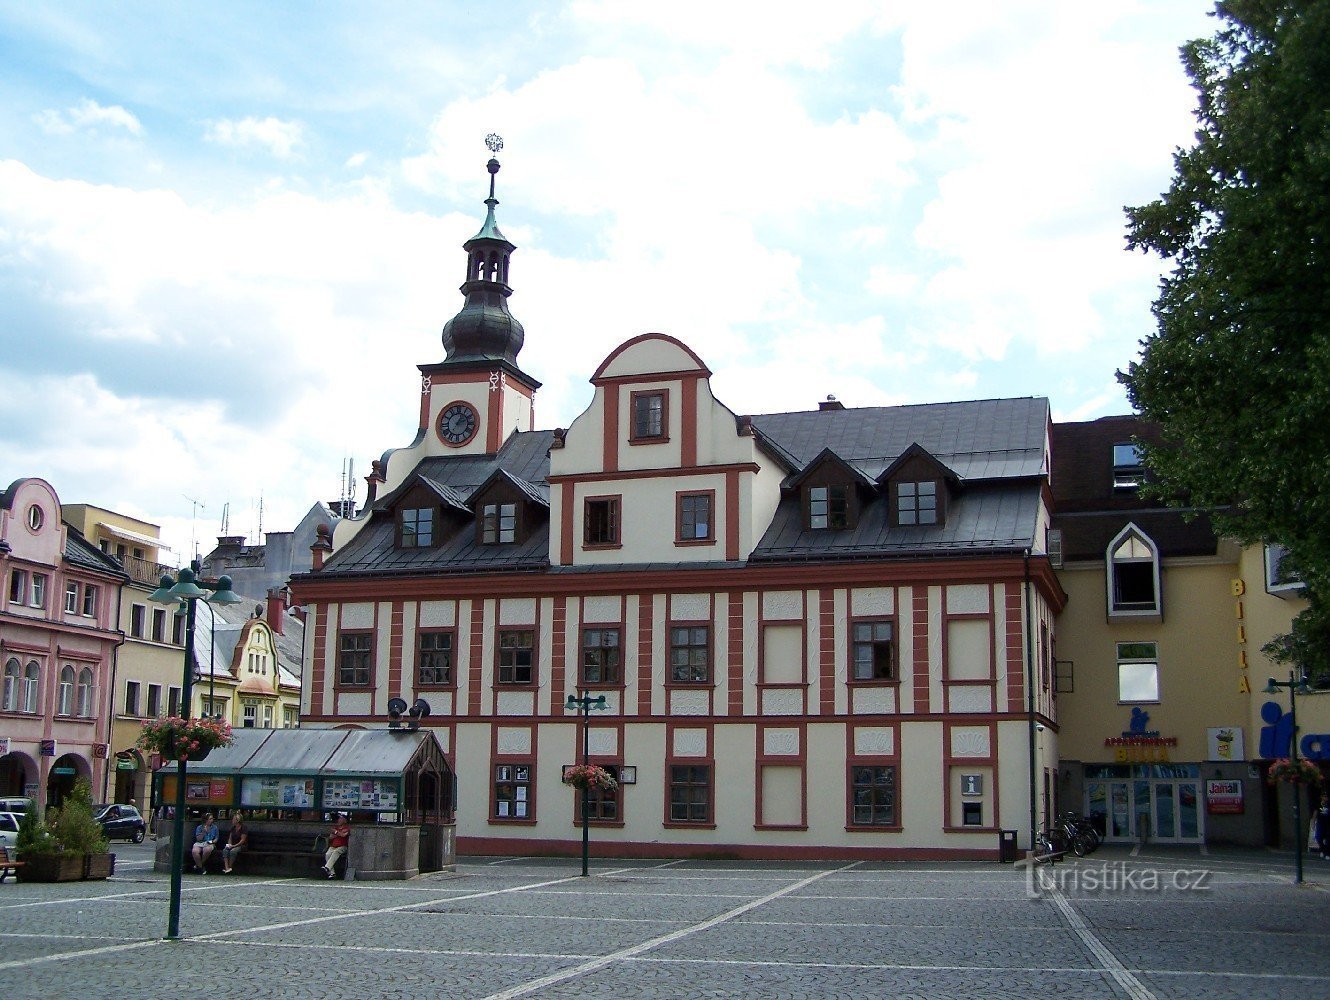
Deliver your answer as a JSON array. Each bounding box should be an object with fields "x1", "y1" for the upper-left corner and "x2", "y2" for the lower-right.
[
  {"x1": 897, "y1": 587, "x2": 915, "y2": 713},
  {"x1": 599, "y1": 337, "x2": 703, "y2": 379},
  {"x1": 418, "y1": 601, "x2": 456, "y2": 627},
  {"x1": 946, "y1": 584, "x2": 990, "y2": 615},
  {"x1": 998, "y1": 720, "x2": 1036, "y2": 850},
  {"x1": 616, "y1": 378, "x2": 682, "y2": 473},
  {"x1": 342, "y1": 603, "x2": 374, "y2": 629},
  {"x1": 571, "y1": 473, "x2": 729, "y2": 566},
  {"x1": 900, "y1": 722, "x2": 945, "y2": 841},
  {"x1": 851, "y1": 587, "x2": 895, "y2": 617}
]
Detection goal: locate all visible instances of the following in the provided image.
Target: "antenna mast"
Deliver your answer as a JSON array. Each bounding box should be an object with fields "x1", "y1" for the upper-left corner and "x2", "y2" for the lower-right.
[{"x1": 183, "y1": 495, "x2": 205, "y2": 561}]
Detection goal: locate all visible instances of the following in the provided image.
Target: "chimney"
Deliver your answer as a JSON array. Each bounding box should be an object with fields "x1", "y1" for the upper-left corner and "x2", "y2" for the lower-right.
[
  {"x1": 818, "y1": 394, "x2": 845, "y2": 411},
  {"x1": 311, "y1": 523, "x2": 333, "y2": 571},
  {"x1": 266, "y1": 588, "x2": 286, "y2": 635}
]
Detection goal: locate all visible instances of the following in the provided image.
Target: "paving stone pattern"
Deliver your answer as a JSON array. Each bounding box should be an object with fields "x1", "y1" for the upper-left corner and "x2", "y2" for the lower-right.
[{"x1": 0, "y1": 845, "x2": 1327, "y2": 998}]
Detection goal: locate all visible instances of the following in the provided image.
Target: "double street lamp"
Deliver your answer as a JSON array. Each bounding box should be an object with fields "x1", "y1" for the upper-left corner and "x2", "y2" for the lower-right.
[
  {"x1": 149, "y1": 564, "x2": 241, "y2": 940},
  {"x1": 1264, "y1": 670, "x2": 1312, "y2": 885},
  {"x1": 564, "y1": 691, "x2": 608, "y2": 877}
]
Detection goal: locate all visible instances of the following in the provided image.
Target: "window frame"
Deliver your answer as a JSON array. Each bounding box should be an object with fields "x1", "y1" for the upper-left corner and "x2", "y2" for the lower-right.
[
  {"x1": 30, "y1": 573, "x2": 46, "y2": 609},
  {"x1": 151, "y1": 607, "x2": 167, "y2": 643},
  {"x1": 130, "y1": 604, "x2": 146, "y2": 639},
  {"x1": 1112, "y1": 442, "x2": 1145, "y2": 491},
  {"x1": 496, "y1": 628, "x2": 537, "y2": 687},
  {"x1": 81, "y1": 584, "x2": 98, "y2": 618},
  {"x1": 398, "y1": 506, "x2": 436, "y2": 549},
  {"x1": 675, "y1": 490, "x2": 716, "y2": 545},
  {"x1": 572, "y1": 762, "x2": 624, "y2": 825},
  {"x1": 416, "y1": 628, "x2": 456, "y2": 688},
  {"x1": 666, "y1": 763, "x2": 713, "y2": 826},
  {"x1": 242, "y1": 700, "x2": 258, "y2": 728},
  {"x1": 667, "y1": 624, "x2": 712, "y2": 686},
  {"x1": 1116, "y1": 641, "x2": 1160, "y2": 704},
  {"x1": 76, "y1": 667, "x2": 94, "y2": 718},
  {"x1": 629, "y1": 389, "x2": 668, "y2": 443},
  {"x1": 1, "y1": 658, "x2": 19, "y2": 712},
  {"x1": 849, "y1": 618, "x2": 897, "y2": 684},
  {"x1": 583, "y1": 495, "x2": 622, "y2": 549},
  {"x1": 22, "y1": 661, "x2": 38, "y2": 712},
  {"x1": 146, "y1": 683, "x2": 162, "y2": 717},
  {"x1": 806, "y1": 484, "x2": 850, "y2": 530},
  {"x1": 9, "y1": 570, "x2": 26, "y2": 605},
  {"x1": 58, "y1": 665, "x2": 76, "y2": 716},
  {"x1": 336, "y1": 630, "x2": 375, "y2": 688},
  {"x1": 848, "y1": 763, "x2": 899, "y2": 828},
  {"x1": 124, "y1": 679, "x2": 141, "y2": 717},
  {"x1": 481, "y1": 502, "x2": 518, "y2": 545},
  {"x1": 492, "y1": 761, "x2": 535, "y2": 823},
  {"x1": 580, "y1": 627, "x2": 623, "y2": 687},
  {"x1": 64, "y1": 582, "x2": 79, "y2": 614},
  {"x1": 1106, "y1": 525, "x2": 1161, "y2": 618},
  {"x1": 895, "y1": 480, "x2": 939, "y2": 526}
]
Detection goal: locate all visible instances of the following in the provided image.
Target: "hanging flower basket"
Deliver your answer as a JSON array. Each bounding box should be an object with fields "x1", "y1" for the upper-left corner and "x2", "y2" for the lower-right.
[
  {"x1": 1267, "y1": 758, "x2": 1324, "y2": 785},
  {"x1": 135, "y1": 716, "x2": 234, "y2": 761},
  {"x1": 562, "y1": 764, "x2": 618, "y2": 793}
]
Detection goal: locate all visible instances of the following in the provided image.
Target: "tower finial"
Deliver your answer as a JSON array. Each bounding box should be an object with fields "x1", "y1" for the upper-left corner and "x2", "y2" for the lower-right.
[{"x1": 485, "y1": 133, "x2": 503, "y2": 199}]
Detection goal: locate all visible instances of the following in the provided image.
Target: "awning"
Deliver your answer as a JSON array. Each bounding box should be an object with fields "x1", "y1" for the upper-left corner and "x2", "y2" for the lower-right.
[{"x1": 97, "y1": 521, "x2": 171, "y2": 551}]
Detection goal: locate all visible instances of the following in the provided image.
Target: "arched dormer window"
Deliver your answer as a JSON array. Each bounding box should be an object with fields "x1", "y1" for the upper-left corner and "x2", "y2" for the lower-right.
[
  {"x1": 1107, "y1": 524, "x2": 1161, "y2": 618},
  {"x1": 76, "y1": 667, "x2": 94, "y2": 717},
  {"x1": 58, "y1": 664, "x2": 75, "y2": 716},
  {"x1": 2, "y1": 658, "x2": 18, "y2": 711}
]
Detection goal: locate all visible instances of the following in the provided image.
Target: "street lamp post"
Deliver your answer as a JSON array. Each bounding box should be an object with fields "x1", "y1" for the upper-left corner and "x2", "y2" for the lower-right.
[
  {"x1": 1264, "y1": 670, "x2": 1312, "y2": 885},
  {"x1": 564, "y1": 691, "x2": 608, "y2": 877},
  {"x1": 149, "y1": 565, "x2": 241, "y2": 940}
]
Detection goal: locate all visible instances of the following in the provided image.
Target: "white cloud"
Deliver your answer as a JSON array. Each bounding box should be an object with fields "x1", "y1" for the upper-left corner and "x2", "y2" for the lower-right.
[
  {"x1": 33, "y1": 98, "x2": 142, "y2": 136},
  {"x1": 204, "y1": 116, "x2": 305, "y2": 159},
  {"x1": 345, "y1": 152, "x2": 369, "y2": 169}
]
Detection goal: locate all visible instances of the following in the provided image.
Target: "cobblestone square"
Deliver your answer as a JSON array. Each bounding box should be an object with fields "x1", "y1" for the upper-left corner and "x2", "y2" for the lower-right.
[{"x1": 0, "y1": 844, "x2": 1326, "y2": 998}]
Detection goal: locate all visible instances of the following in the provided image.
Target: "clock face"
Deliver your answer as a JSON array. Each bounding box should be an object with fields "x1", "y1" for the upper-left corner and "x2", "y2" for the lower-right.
[{"x1": 438, "y1": 401, "x2": 479, "y2": 446}]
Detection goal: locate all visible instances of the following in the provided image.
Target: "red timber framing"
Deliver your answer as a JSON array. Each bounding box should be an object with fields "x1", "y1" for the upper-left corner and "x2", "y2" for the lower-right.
[
  {"x1": 845, "y1": 721, "x2": 903, "y2": 833},
  {"x1": 912, "y1": 587, "x2": 931, "y2": 714},
  {"x1": 488, "y1": 722, "x2": 538, "y2": 826},
  {"x1": 941, "y1": 719, "x2": 1001, "y2": 834},
  {"x1": 1004, "y1": 581, "x2": 1025, "y2": 712},
  {"x1": 755, "y1": 721, "x2": 808, "y2": 831},
  {"x1": 387, "y1": 600, "x2": 405, "y2": 702},
  {"x1": 571, "y1": 717, "x2": 626, "y2": 829},
  {"x1": 637, "y1": 594, "x2": 655, "y2": 717},
  {"x1": 551, "y1": 596, "x2": 568, "y2": 709},
  {"x1": 467, "y1": 600, "x2": 485, "y2": 716},
  {"x1": 726, "y1": 591, "x2": 744, "y2": 715},
  {"x1": 662, "y1": 720, "x2": 715, "y2": 830},
  {"x1": 818, "y1": 588, "x2": 836, "y2": 714}
]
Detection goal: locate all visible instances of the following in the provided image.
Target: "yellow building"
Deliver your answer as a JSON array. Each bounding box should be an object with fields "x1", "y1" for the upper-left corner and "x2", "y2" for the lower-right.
[{"x1": 194, "y1": 592, "x2": 303, "y2": 733}]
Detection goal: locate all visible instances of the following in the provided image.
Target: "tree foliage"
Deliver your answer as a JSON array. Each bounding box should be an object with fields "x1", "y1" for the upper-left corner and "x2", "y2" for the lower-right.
[{"x1": 1120, "y1": 0, "x2": 1330, "y2": 678}]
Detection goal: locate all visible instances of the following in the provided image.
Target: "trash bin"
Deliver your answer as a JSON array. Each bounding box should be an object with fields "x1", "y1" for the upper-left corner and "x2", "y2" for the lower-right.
[{"x1": 999, "y1": 829, "x2": 1019, "y2": 863}]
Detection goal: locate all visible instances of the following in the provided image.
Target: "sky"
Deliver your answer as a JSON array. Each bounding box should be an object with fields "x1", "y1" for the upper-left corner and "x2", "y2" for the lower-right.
[{"x1": 0, "y1": 1, "x2": 1217, "y2": 565}]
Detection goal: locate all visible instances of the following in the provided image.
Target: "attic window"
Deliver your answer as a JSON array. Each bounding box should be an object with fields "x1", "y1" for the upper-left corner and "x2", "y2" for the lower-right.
[
  {"x1": 1112, "y1": 443, "x2": 1144, "y2": 491},
  {"x1": 631, "y1": 390, "x2": 667, "y2": 442},
  {"x1": 896, "y1": 481, "x2": 938, "y2": 526},
  {"x1": 400, "y1": 507, "x2": 435, "y2": 548},
  {"x1": 482, "y1": 503, "x2": 517, "y2": 544},
  {"x1": 1107, "y1": 526, "x2": 1160, "y2": 617},
  {"x1": 808, "y1": 485, "x2": 850, "y2": 530}
]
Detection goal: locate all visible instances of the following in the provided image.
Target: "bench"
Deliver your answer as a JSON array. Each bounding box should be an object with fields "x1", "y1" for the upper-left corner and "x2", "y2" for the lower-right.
[
  {"x1": 225, "y1": 827, "x2": 345, "y2": 879},
  {"x1": 0, "y1": 846, "x2": 24, "y2": 882}
]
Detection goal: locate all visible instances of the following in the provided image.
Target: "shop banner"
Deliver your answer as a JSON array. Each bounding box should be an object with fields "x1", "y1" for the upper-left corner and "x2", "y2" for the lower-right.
[{"x1": 1206, "y1": 778, "x2": 1244, "y2": 814}]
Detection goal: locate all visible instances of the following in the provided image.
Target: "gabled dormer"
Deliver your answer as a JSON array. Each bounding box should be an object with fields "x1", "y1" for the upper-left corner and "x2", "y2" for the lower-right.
[
  {"x1": 788, "y1": 450, "x2": 875, "y2": 531},
  {"x1": 877, "y1": 443, "x2": 958, "y2": 529},
  {"x1": 467, "y1": 468, "x2": 549, "y2": 547},
  {"x1": 386, "y1": 476, "x2": 471, "y2": 551}
]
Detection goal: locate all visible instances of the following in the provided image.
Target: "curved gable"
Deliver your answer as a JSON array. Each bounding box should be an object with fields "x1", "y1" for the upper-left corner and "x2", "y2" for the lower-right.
[{"x1": 592, "y1": 333, "x2": 711, "y2": 383}]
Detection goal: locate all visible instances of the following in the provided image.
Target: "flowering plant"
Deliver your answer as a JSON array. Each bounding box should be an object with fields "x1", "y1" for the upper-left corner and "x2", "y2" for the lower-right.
[
  {"x1": 1267, "y1": 758, "x2": 1323, "y2": 785},
  {"x1": 136, "y1": 716, "x2": 234, "y2": 759},
  {"x1": 562, "y1": 764, "x2": 618, "y2": 792}
]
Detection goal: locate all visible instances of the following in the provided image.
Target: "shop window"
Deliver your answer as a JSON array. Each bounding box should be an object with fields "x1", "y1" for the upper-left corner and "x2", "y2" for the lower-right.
[{"x1": 581, "y1": 628, "x2": 621, "y2": 686}]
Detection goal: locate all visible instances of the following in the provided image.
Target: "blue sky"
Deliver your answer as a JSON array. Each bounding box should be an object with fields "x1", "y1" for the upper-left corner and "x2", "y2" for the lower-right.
[{"x1": 0, "y1": 2, "x2": 1216, "y2": 563}]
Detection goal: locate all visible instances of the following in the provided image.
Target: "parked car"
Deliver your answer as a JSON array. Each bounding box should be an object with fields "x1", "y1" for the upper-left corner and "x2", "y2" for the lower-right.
[
  {"x1": 0, "y1": 811, "x2": 19, "y2": 853},
  {"x1": 93, "y1": 804, "x2": 146, "y2": 843},
  {"x1": 0, "y1": 798, "x2": 29, "y2": 814}
]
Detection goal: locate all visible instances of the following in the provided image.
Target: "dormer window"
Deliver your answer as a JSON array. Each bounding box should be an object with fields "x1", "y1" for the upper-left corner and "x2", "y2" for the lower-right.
[
  {"x1": 1112, "y1": 443, "x2": 1144, "y2": 491},
  {"x1": 1107, "y1": 524, "x2": 1161, "y2": 617},
  {"x1": 895, "y1": 481, "x2": 938, "y2": 526},
  {"x1": 482, "y1": 503, "x2": 517, "y2": 544},
  {"x1": 631, "y1": 390, "x2": 667, "y2": 442},
  {"x1": 399, "y1": 507, "x2": 435, "y2": 548},
  {"x1": 808, "y1": 485, "x2": 849, "y2": 530}
]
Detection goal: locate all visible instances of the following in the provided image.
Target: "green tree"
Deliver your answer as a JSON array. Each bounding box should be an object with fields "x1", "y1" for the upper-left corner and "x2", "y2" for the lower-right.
[
  {"x1": 14, "y1": 802, "x2": 56, "y2": 857},
  {"x1": 1120, "y1": 0, "x2": 1330, "y2": 679},
  {"x1": 47, "y1": 779, "x2": 109, "y2": 855}
]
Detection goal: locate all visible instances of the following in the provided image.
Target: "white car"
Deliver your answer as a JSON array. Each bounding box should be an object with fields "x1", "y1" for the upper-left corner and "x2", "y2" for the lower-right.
[{"x1": 0, "y1": 811, "x2": 19, "y2": 854}]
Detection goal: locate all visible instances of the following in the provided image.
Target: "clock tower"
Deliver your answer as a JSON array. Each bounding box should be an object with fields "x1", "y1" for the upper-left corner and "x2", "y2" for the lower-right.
[{"x1": 418, "y1": 135, "x2": 540, "y2": 456}]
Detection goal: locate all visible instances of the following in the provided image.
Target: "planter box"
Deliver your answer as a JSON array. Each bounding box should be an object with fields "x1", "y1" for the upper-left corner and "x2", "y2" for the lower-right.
[{"x1": 16, "y1": 852, "x2": 116, "y2": 882}]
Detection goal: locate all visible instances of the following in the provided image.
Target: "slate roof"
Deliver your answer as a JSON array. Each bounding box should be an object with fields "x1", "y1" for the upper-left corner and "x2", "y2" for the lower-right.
[
  {"x1": 316, "y1": 398, "x2": 1050, "y2": 577},
  {"x1": 64, "y1": 524, "x2": 129, "y2": 579},
  {"x1": 193, "y1": 597, "x2": 304, "y2": 688},
  {"x1": 1050, "y1": 416, "x2": 1220, "y2": 560}
]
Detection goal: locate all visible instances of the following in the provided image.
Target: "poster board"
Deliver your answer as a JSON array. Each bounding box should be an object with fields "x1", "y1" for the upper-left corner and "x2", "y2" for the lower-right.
[
  {"x1": 159, "y1": 774, "x2": 234, "y2": 807},
  {"x1": 322, "y1": 778, "x2": 399, "y2": 812},
  {"x1": 241, "y1": 776, "x2": 315, "y2": 809}
]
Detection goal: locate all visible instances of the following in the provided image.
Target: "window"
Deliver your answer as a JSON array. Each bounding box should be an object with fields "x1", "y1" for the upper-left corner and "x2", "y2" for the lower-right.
[
  {"x1": 850, "y1": 765, "x2": 897, "y2": 826},
  {"x1": 26, "y1": 504, "x2": 43, "y2": 530},
  {"x1": 584, "y1": 497, "x2": 620, "y2": 547},
  {"x1": 283, "y1": 706, "x2": 298, "y2": 728},
  {"x1": 242, "y1": 701, "x2": 257, "y2": 728},
  {"x1": 1041, "y1": 623, "x2": 1052, "y2": 692},
  {"x1": 1112, "y1": 442, "x2": 1144, "y2": 490},
  {"x1": 76, "y1": 668, "x2": 94, "y2": 717},
  {"x1": 896, "y1": 481, "x2": 938, "y2": 526},
  {"x1": 497, "y1": 629, "x2": 535, "y2": 685},
  {"x1": 338, "y1": 632, "x2": 373, "y2": 687},
  {"x1": 1108, "y1": 527, "x2": 1160, "y2": 615},
  {"x1": 578, "y1": 763, "x2": 621, "y2": 822},
  {"x1": 125, "y1": 680, "x2": 141, "y2": 716},
  {"x1": 201, "y1": 697, "x2": 226, "y2": 719},
  {"x1": 263, "y1": 704, "x2": 273, "y2": 728},
  {"x1": 172, "y1": 612, "x2": 186, "y2": 645},
  {"x1": 482, "y1": 503, "x2": 516, "y2": 544},
  {"x1": 417, "y1": 631, "x2": 454, "y2": 686},
  {"x1": 82, "y1": 584, "x2": 98, "y2": 617},
  {"x1": 147, "y1": 683, "x2": 162, "y2": 717},
  {"x1": 1264, "y1": 542, "x2": 1305, "y2": 596},
  {"x1": 58, "y1": 665, "x2": 75, "y2": 716},
  {"x1": 400, "y1": 507, "x2": 434, "y2": 548},
  {"x1": 1, "y1": 658, "x2": 18, "y2": 712},
  {"x1": 130, "y1": 604, "x2": 146, "y2": 639},
  {"x1": 151, "y1": 608, "x2": 167, "y2": 643},
  {"x1": 668, "y1": 764, "x2": 711, "y2": 823},
  {"x1": 23, "y1": 662, "x2": 38, "y2": 712},
  {"x1": 631, "y1": 390, "x2": 666, "y2": 440},
  {"x1": 65, "y1": 582, "x2": 79, "y2": 614},
  {"x1": 676, "y1": 492, "x2": 713, "y2": 543},
  {"x1": 851, "y1": 621, "x2": 895, "y2": 681},
  {"x1": 669, "y1": 626, "x2": 710, "y2": 684},
  {"x1": 1117, "y1": 642, "x2": 1160, "y2": 703},
  {"x1": 30, "y1": 574, "x2": 46, "y2": 609},
  {"x1": 167, "y1": 686, "x2": 181, "y2": 718},
  {"x1": 581, "y1": 628, "x2": 621, "y2": 685},
  {"x1": 494, "y1": 763, "x2": 532, "y2": 819},
  {"x1": 962, "y1": 801, "x2": 984, "y2": 827},
  {"x1": 8, "y1": 570, "x2": 25, "y2": 605},
  {"x1": 808, "y1": 485, "x2": 849, "y2": 529}
]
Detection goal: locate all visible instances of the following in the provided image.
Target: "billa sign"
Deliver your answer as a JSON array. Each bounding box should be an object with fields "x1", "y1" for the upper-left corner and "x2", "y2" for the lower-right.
[{"x1": 1206, "y1": 779, "x2": 1244, "y2": 814}]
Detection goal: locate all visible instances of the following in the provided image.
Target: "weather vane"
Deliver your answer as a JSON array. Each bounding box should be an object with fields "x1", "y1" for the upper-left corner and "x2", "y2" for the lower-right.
[{"x1": 486, "y1": 133, "x2": 503, "y2": 156}]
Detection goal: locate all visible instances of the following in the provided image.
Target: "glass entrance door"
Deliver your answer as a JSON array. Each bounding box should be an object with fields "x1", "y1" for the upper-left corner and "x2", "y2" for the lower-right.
[{"x1": 1084, "y1": 776, "x2": 1204, "y2": 844}]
